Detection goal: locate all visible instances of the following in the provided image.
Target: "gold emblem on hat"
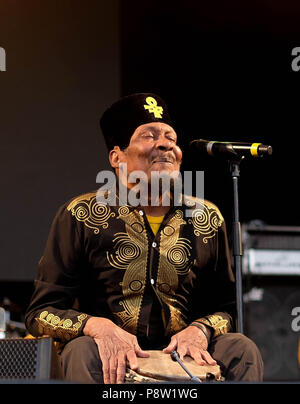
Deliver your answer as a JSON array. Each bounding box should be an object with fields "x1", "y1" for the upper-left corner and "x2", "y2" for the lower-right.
[{"x1": 144, "y1": 96, "x2": 163, "y2": 118}]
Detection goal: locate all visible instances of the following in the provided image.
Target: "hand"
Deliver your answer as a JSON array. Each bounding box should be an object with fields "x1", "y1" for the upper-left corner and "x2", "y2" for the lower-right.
[
  {"x1": 163, "y1": 325, "x2": 217, "y2": 366},
  {"x1": 83, "y1": 317, "x2": 149, "y2": 384}
]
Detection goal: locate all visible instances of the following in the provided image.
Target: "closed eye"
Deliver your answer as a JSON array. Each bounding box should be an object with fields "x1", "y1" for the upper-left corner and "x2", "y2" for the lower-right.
[{"x1": 141, "y1": 132, "x2": 154, "y2": 139}]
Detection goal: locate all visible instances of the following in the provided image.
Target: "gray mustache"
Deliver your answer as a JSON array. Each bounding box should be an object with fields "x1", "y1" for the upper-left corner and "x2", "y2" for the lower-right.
[{"x1": 151, "y1": 153, "x2": 175, "y2": 163}]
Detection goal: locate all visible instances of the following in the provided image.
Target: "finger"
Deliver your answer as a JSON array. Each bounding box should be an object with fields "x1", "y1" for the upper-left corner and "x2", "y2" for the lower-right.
[
  {"x1": 188, "y1": 347, "x2": 206, "y2": 366},
  {"x1": 116, "y1": 353, "x2": 126, "y2": 384},
  {"x1": 189, "y1": 346, "x2": 216, "y2": 366},
  {"x1": 134, "y1": 342, "x2": 150, "y2": 358},
  {"x1": 201, "y1": 350, "x2": 217, "y2": 366},
  {"x1": 127, "y1": 348, "x2": 139, "y2": 370},
  {"x1": 177, "y1": 345, "x2": 188, "y2": 361},
  {"x1": 109, "y1": 356, "x2": 118, "y2": 384},
  {"x1": 101, "y1": 358, "x2": 111, "y2": 384},
  {"x1": 96, "y1": 342, "x2": 110, "y2": 384},
  {"x1": 163, "y1": 337, "x2": 178, "y2": 353}
]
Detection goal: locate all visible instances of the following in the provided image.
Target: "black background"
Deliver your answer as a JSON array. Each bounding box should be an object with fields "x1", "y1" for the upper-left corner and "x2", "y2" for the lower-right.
[
  {"x1": 0, "y1": 1, "x2": 118, "y2": 283},
  {"x1": 120, "y1": 0, "x2": 300, "y2": 228}
]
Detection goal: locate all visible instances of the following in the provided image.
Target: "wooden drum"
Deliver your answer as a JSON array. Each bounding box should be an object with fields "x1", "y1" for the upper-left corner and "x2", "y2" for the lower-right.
[{"x1": 125, "y1": 350, "x2": 223, "y2": 383}]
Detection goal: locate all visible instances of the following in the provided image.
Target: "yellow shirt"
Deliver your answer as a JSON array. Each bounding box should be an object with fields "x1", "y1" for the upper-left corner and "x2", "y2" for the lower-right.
[{"x1": 146, "y1": 215, "x2": 164, "y2": 236}]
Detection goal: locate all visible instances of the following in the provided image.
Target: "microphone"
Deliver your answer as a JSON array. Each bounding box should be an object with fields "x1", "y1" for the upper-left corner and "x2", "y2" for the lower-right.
[{"x1": 189, "y1": 139, "x2": 273, "y2": 158}]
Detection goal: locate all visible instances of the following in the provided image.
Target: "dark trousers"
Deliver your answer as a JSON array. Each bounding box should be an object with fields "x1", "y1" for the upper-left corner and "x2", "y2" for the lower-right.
[{"x1": 60, "y1": 333, "x2": 264, "y2": 383}]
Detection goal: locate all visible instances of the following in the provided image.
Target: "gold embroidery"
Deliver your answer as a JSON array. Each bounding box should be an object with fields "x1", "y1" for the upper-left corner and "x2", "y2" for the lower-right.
[
  {"x1": 157, "y1": 209, "x2": 191, "y2": 335},
  {"x1": 108, "y1": 207, "x2": 148, "y2": 334},
  {"x1": 144, "y1": 96, "x2": 163, "y2": 118},
  {"x1": 167, "y1": 239, "x2": 193, "y2": 276},
  {"x1": 188, "y1": 200, "x2": 223, "y2": 243},
  {"x1": 107, "y1": 232, "x2": 141, "y2": 269},
  {"x1": 67, "y1": 192, "x2": 115, "y2": 234},
  {"x1": 197, "y1": 314, "x2": 229, "y2": 337},
  {"x1": 35, "y1": 311, "x2": 88, "y2": 341}
]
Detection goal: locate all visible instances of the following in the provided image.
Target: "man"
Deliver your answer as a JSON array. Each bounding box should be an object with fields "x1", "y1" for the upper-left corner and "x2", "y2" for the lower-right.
[{"x1": 25, "y1": 93, "x2": 263, "y2": 384}]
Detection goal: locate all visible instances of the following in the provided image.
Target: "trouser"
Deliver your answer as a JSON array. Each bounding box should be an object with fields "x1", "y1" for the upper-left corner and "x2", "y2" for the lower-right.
[{"x1": 59, "y1": 333, "x2": 264, "y2": 384}]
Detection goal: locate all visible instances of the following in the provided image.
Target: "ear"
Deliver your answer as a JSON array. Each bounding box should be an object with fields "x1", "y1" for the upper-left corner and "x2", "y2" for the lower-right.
[{"x1": 109, "y1": 146, "x2": 124, "y2": 169}]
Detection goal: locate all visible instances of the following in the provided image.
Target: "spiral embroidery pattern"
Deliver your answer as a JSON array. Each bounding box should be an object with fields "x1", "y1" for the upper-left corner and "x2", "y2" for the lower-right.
[
  {"x1": 67, "y1": 192, "x2": 115, "y2": 233},
  {"x1": 156, "y1": 210, "x2": 190, "y2": 334},
  {"x1": 167, "y1": 239, "x2": 192, "y2": 275},
  {"x1": 107, "y1": 232, "x2": 141, "y2": 269},
  {"x1": 118, "y1": 205, "x2": 130, "y2": 217},
  {"x1": 109, "y1": 209, "x2": 149, "y2": 335},
  {"x1": 188, "y1": 201, "x2": 223, "y2": 243}
]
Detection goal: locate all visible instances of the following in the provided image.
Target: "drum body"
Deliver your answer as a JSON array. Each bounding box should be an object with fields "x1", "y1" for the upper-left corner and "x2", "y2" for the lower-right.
[{"x1": 125, "y1": 350, "x2": 223, "y2": 383}]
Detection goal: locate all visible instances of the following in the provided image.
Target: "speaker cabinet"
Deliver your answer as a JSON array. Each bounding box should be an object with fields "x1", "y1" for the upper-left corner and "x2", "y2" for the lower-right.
[
  {"x1": 242, "y1": 223, "x2": 300, "y2": 381},
  {"x1": 243, "y1": 279, "x2": 300, "y2": 381},
  {"x1": 0, "y1": 337, "x2": 62, "y2": 380}
]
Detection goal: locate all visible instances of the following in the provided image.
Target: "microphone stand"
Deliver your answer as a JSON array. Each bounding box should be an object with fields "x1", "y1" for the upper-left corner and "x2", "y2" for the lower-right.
[
  {"x1": 191, "y1": 146, "x2": 245, "y2": 333},
  {"x1": 229, "y1": 157, "x2": 244, "y2": 334},
  {"x1": 190, "y1": 141, "x2": 272, "y2": 334}
]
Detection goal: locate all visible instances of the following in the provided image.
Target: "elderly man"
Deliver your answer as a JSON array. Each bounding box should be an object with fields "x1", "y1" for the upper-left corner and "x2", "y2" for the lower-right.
[{"x1": 25, "y1": 93, "x2": 263, "y2": 384}]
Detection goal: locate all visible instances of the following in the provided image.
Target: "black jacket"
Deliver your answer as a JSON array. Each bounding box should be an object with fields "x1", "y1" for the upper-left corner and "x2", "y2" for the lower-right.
[{"x1": 25, "y1": 191, "x2": 236, "y2": 346}]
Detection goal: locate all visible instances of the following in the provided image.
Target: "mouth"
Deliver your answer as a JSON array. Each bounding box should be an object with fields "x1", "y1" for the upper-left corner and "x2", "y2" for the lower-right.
[{"x1": 151, "y1": 157, "x2": 174, "y2": 165}]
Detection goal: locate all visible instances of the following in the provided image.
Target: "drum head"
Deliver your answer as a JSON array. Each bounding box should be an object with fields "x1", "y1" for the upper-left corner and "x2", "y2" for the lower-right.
[{"x1": 131, "y1": 350, "x2": 221, "y2": 382}]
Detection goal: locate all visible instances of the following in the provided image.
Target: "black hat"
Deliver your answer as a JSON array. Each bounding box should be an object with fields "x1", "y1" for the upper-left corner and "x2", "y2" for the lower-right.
[{"x1": 100, "y1": 93, "x2": 173, "y2": 151}]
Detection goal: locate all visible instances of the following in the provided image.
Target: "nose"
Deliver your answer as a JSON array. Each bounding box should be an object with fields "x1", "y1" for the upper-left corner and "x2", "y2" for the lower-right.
[{"x1": 155, "y1": 136, "x2": 173, "y2": 151}]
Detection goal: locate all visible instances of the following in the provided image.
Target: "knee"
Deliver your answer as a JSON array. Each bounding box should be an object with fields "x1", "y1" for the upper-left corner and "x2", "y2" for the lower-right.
[
  {"x1": 230, "y1": 333, "x2": 262, "y2": 359},
  {"x1": 212, "y1": 333, "x2": 264, "y2": 381},
  {"x1": 60, "y1": 336, "x2": 103, "y2": 383},
  {"x1": 62, "y1": 336, "x2": 97, "y2": 355},
  {"x1": 226, "y1": 333, "x2": 264, "y2": 376},
  {"x1": 61, "y1": 336, "x2": 99, "y2": 363}
]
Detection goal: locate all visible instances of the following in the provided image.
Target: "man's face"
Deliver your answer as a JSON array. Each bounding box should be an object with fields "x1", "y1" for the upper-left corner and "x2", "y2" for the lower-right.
[{"x1": 117, "y1": 122, "x2": 183, "y2": 182}]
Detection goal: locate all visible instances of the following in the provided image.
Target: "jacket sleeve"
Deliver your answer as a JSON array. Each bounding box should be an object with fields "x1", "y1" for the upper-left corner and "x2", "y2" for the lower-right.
[
  {"x1": 25, "y1": 203, "x2": 91, "y2": 342},
  {"x1": 191, "y1": 215, "x2": 237, "y2": 337}
]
